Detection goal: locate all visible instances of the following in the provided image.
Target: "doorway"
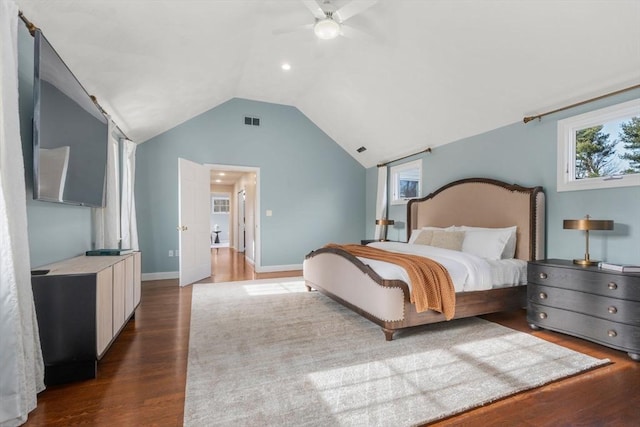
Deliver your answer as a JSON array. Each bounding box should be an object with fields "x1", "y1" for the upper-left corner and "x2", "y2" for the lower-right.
[{"x1": 206, "y1": 164, "x2": 260, "y2": 268}]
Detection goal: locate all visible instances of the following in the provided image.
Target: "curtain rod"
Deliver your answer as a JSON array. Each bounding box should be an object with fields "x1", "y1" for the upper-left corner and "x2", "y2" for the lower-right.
[
  {"x1": 523, "y1": 84, "x2": 640, "y2": 124},
  {"x1": 377, "y1": 147, "x2": 431, "y2": 168},
  {"x1": 18, "y1": 10, "x2": 132, "y2": 142}
]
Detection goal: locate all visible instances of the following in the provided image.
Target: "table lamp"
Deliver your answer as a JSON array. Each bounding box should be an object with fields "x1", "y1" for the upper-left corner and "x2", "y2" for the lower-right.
[
  {"x1": 563, "y1": 215, "x2": 613, "y2": 266},
  {"x1": 375, "y1": 219, "x2": 395, "y2": 241}
]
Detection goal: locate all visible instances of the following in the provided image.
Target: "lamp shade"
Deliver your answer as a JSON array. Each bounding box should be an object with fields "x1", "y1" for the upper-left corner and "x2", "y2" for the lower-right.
[{"x1": 563, "y1": 218, "x2": 613, "y2": 231}]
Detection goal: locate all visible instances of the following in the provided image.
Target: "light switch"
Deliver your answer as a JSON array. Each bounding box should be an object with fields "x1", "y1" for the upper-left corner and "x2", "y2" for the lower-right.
[{"x1": 266, "y1": 210, "x2": 273, "y2": 217}]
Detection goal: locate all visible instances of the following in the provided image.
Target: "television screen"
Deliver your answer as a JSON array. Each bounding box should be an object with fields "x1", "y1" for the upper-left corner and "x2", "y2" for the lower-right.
[{"x1": 33, "y1": 29, "x2": 108, "y2": 208}]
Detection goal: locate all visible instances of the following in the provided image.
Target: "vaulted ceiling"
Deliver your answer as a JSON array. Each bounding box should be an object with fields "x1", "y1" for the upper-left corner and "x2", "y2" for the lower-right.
[{"x1": 16, "y1": 0, "x2": 640, "y2": 168}]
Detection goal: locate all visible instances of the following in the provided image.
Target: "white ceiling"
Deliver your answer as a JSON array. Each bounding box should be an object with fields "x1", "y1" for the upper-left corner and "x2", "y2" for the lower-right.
[{"x1": 16, "y1": 0, "x2": 640, "y2": 168}]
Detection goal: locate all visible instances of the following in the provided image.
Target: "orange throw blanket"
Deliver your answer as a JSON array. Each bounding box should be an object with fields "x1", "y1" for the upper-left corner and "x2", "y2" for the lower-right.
[{"x1": 325, "y1": 244, "x2": 456, "y2": 320}]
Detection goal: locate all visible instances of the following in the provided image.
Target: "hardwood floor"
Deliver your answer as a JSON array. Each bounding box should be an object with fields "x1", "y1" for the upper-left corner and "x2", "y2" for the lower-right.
[{"x1": 24, "y1": 248, "x2": 639, "y2": 426}]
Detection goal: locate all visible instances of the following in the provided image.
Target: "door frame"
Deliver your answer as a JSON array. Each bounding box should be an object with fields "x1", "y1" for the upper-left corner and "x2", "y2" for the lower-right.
[{"x1": 204, "y1": 163, "x2": 261, "y2": 271}]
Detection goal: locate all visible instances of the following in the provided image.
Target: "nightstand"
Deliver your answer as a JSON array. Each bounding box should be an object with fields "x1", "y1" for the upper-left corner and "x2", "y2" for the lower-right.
[{"x1": 527, "y1": 259, "x2": 640, "y2": 361}]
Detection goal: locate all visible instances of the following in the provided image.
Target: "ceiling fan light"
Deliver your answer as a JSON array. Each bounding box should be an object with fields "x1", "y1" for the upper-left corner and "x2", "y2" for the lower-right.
[{"x1": 314, "y1": 18, "x2": 340, "y2": 40}]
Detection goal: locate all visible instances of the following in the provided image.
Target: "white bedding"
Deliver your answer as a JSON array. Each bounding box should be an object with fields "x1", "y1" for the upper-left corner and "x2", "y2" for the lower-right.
[{"x1": 363, "y1": 241, "x2": 527, "y2": 293}]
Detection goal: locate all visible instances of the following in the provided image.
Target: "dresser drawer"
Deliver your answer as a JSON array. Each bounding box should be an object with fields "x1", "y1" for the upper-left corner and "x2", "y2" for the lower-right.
[
  {"x1": 528, "y1": 303, "x2": 640, "y2": 354},
  {"x1": 528, "y1": 263, "x2": 640, "y2": 301},
  {"x1": 528, "y1": 284, "x2": 640, "y2": 325}
]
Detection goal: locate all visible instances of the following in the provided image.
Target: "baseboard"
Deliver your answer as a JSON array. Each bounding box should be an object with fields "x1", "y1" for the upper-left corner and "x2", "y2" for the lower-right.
[
  {"x1": 254, "y1": 264, "x2": 303, "y2": 273},
  {"x1": 142, "y1": 271, "x2": 179, "y2": 281}
]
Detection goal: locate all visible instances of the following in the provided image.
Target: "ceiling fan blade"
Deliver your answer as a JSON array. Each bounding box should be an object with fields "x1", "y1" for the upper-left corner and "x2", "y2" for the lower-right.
[
  {"x1": 301, "y1": 0, "x2": 326, "y2": 19},
  {"x1": 339, "y1": 24, "x2": 374, "y2": 41},
  {"x1": 334, "y1": 0, "x2": 378, "y2": 23},
  {"x1": 273, "y1": 23, "x2": 314, "y2": 36}
]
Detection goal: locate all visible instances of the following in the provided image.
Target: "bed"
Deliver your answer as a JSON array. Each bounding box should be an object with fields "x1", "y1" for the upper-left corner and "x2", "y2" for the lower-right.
[{"x1": 303, "y1": 177, "x2": 545, "y2": 340}]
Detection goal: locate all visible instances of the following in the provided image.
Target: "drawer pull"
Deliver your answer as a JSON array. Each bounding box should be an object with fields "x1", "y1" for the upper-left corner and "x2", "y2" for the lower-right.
[
  {"x1": 608, "y1": 306, "x2": 618, "y2": 314},
  {"x1": 608, "y1": 330, "x2": 617, "y2": 338},
  {"x1": 608, "y1": 282, "x2": 617, "y2": 290},
  {"x1": 538, "y1": 292, "x2": 548, "y2": 300},
  {"x1": 538, "y1": 272, "x2": 548, "y2": 279},
  {"x1": 538, "y1": 312, "x2": 547, "y2": 320}
]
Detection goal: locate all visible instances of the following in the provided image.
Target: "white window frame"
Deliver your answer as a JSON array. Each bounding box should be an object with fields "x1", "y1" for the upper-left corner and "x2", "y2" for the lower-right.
[
  {"x1": 390, "y1": 159, "x2": 422, "y2": 205},
  {"x1": 557, "y1": 98, "x2": 640, "y2": 192},
  {"x1": 211, "y1": 196, "x2": 230, "y2": 214}
]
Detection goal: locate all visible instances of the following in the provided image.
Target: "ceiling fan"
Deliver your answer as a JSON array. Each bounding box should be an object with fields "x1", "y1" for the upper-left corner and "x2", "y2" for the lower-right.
[{"x1": 276, "y1": 0, "x2": 378, "y2": 40}]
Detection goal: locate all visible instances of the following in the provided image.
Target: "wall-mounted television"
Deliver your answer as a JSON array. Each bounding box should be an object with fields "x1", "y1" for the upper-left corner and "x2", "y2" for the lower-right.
[{"x1": 33, "y1": 29, "x2": 108, "y2": 208}]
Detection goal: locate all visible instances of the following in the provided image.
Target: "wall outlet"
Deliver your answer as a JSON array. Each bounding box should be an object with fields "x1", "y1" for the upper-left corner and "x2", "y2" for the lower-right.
[{"x1": 168, "y1": 250, "x2": 174, "y2": 257}]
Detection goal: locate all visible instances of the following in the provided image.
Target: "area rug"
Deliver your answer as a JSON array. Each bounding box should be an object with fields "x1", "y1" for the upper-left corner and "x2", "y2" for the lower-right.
[{"x1": 184, "y1": 278, "x2": 609, "y2": 426}]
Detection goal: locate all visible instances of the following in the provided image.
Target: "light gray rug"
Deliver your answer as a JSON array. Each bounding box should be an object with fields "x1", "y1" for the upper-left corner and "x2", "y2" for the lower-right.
[{"x1": 184, "y1": 278, "x2": 608, "y2": 426}]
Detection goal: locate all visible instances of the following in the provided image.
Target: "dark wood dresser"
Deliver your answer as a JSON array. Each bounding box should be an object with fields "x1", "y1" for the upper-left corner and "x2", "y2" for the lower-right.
[{"x1": 527, "y1": 259, "x2": 640, "y2": 361}]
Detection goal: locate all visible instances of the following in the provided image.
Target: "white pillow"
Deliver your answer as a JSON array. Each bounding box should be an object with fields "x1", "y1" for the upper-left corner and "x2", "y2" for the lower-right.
[
  {"x1": 461, "y1": 228, "x2": 513, "y2": 260},
  {"x1": 408, "y1": 229, "x2": 423, "y2": 244},
  {"x1": 422, "y1": 226, "x2": 455, "y2": 231},
  {"x1": 459, "y1": 226, "x2": 517, "y2": 259}
]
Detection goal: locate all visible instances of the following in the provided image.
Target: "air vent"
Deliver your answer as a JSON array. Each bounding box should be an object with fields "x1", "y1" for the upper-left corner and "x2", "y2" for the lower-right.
[
  {"x1": 356, "y1": 146, "x2": 367, "y2": 153},
  {"x1": 244, "y1": 116, "x2": 260, "y2": 126}
]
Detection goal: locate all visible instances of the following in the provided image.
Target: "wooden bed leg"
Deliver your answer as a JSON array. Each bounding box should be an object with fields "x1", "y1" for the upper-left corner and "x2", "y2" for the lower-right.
[{"x1": 382, "y1": 328, "x2": 395, "y2": 341}]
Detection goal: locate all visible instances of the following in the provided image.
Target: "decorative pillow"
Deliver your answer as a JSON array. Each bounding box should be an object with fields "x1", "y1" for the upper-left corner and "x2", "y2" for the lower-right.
[
  {"x1": 461, "y1": 228, "x2": 513, "y2": 260},
  {"x1": 430, "y1": 230, "x2": 465, "y2": 251},
  {"x1": 459, "y1": 226, "x2": 517, "y2": 259},
  {"x1": 411, "y1": 230, "x2": 434, "y2": 245},
  {"x1": 421, "y1": 226, "x2": 455, "y2": 231}
]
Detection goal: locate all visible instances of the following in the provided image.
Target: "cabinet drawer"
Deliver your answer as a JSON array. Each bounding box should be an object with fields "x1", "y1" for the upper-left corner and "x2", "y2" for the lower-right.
[
  {"x1": 528, "y1": 264, "x2": 640, "y2": 301},
  {"x1": 528, "y1": 303, "x2": 640, "y2": 354},
  {"x1": 528, "y1": 284, "x2": 640, "y2": 325}
]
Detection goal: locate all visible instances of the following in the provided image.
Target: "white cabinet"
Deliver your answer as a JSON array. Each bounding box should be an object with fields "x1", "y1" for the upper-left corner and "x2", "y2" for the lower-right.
[{"x1": 32, "y1": 252, "x2": 142, "y2": 384}]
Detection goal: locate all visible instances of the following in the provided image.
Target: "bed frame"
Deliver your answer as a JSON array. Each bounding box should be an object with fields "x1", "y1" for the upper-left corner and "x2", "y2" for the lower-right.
[{"x1": 303, "y1": 177, "x2": 545, "y2": 340}]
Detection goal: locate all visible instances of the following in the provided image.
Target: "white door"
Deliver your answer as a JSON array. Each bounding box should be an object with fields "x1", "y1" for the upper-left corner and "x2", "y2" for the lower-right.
[{"x1": 178, "y1": 158, "x2": 211, "y2": 286}]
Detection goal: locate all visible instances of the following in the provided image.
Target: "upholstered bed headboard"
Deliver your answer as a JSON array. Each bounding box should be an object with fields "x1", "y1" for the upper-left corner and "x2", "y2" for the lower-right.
[{"x1": 407, "y1": 178, "x2": 545, "y2": 261}]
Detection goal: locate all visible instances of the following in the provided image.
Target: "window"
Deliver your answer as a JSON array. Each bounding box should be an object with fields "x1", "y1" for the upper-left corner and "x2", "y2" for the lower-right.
[
  {"x1": 390, "y1": 159, "x2": 422, "y2": 205},
  {"x1": 557, "y1": 98, "x2": 640, "y2": 191},
  {"x1": 212, "y1": 197, "x2": 230, "y2": 213}
]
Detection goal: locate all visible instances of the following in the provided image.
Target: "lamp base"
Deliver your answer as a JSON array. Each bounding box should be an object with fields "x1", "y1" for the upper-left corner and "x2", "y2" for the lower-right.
[{"x1": 573, "y1": 258, "x2": 599, "y2": 266}]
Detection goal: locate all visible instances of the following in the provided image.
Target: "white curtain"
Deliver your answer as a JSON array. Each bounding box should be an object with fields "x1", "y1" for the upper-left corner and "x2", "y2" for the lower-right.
[
  {"x1": 120, "y1": 139, "x2": 138, "y2": 250},
  {"x1": 374, "y1": 166, "x2": 388, "y2": 240},
  {"x1": 0, "y1": 2, "x2": 45, "y2": 425},
  {"x1": 92, "y1": 120, "x2": 120, "y2": 249}
]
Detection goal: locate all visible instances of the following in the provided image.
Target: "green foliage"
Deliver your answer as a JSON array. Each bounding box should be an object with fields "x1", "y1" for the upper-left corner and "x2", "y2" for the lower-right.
[
  {"x1": 575, "y1": 126, "x2": 618, "y2": 178},
  {"x1": 619, "y1": 116, "x2": 640, "y2": 172}
]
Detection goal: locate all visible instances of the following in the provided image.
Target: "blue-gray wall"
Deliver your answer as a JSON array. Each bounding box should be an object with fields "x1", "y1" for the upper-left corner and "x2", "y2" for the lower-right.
[
  {"x1": 18, "y1": 24, "x2": 94, "y2": 268},
  {"x1": 366, "y1": 89, "x2": 640, "y2": 265},
  {"x1": 136, "y1": 98, "x2": 366, "y2": 274}
]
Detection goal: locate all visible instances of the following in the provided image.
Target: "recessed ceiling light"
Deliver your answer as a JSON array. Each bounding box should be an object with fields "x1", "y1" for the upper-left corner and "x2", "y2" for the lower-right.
[
  {"x1": 215, "y1": 179, "x2": 222, "y2": 183},
  {"x1": 218, "y1": 172, "x2": 225, "y2": 176},
  {"x1": 281, "y1": 63, "x2": 291, "y2": 71}
]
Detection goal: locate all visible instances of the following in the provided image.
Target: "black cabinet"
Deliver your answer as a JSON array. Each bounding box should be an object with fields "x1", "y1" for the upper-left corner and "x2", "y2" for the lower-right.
[
  {"x1": 527, "y1": 259, "x2": 640, "y2": 361},
  {"x1": 31, "y1": 253, "x2": 141, "y2": 384}
]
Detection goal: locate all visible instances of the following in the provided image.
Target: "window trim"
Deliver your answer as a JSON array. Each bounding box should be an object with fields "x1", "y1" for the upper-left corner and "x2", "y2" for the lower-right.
[
  {"x1": 390, "y1": 159, "x2": 422, "y2": 205},
  {"x1": 211, "y1": 196, "x2": 230, "y2": 214},
  {"x1": 557, "y1": 98, "x2": 640, "y2": 192}
]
